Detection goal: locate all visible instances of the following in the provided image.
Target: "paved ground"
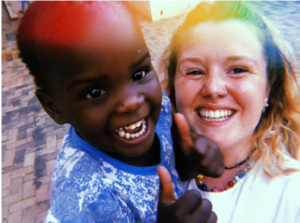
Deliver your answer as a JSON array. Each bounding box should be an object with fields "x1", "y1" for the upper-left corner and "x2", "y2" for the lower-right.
[{"x1": 2, "y1": 2, "x2": 300, "y2": 223}]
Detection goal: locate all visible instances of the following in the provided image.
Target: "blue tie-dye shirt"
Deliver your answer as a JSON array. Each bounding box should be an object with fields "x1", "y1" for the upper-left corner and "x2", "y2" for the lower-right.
[{"x1": 45, "y1": 91, "x2": 183, "y2": 223}]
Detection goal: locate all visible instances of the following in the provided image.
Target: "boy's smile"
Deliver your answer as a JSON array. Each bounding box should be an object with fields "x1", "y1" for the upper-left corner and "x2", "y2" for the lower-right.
[
  {"x1": 115, "y1": 118, "x2": 146, "y2": 140},
  {"x1": 36, "y1": 4, "x2": 162, "y2": 163}
]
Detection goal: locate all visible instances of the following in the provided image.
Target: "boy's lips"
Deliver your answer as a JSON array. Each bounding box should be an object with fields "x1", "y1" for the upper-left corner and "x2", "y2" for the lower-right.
[{"x1": 115, "y1": 118, "x2": 147, "y2": 140}]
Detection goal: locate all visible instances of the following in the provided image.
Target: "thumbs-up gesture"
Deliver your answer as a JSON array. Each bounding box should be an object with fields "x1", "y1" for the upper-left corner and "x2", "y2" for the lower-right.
[
  {"x1": 157, "y1": 166, "x2": 217, "y2": 223},
  {"x1": 172, "y1": 113, "x2": 224, "y2": 181}
]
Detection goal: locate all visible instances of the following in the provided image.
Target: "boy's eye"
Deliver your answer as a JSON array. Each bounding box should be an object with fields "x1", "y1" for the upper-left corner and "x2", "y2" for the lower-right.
[
  {"x1": 230, "y1": 68, "x2": 247, "y2": 74},
  {"x1": 86, "y1": 88, "x2": 106, "y2": 99},
  {"x1": 186, "y1": 70, "x2": 204, "y2": 75},
  {"x1": 132, "y1": 70, "x2": 146, "y2": 81}
]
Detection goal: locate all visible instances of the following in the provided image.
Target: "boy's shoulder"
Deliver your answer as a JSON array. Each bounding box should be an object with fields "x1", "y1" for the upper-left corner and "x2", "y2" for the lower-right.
[
  {"x1": 52, "y1": 127, "x2": 104, "y2": 183},
  {"x1": 159, "y1": 90, "x2": 173, "y2": 128},
  {"x1": 54, "y1": 126, "x2": 101, "y2": 175},
  {"x1": 161, "y1": 90, "x2": 172, "y2": 110},
  {"x1": 48, "y1": 128, "x2": 133, "y2": 221}
]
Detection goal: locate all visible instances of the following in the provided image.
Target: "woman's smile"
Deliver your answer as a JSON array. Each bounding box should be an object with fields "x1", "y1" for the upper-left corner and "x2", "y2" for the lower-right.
[{"x1": 197, "y1": 108, "x2": 234, "y2": 122}]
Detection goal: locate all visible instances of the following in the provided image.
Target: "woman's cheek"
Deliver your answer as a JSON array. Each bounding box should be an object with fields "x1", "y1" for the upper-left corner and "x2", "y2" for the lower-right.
[
  {"x1": 174, "y1": 78, "x2": 189, "y2": 111},
  {"x1": 175, "y1": 80, "x2": 198, "y2": 116}
]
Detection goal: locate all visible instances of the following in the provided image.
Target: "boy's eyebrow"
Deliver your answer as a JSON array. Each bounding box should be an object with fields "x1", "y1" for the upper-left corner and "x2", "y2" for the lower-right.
[
  {"x1": 66, "y1": 52, "x2": 150, "y2": 92},
  {"x1": 66, "y1": 76, "x2": 107, "y2": 92},
  {"x1": 130, "y1": 52, "x2": 151, "y2": 69}
]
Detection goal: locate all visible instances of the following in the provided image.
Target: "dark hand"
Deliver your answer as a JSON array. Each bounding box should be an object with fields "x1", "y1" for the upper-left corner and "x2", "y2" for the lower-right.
[
  {"x1": 174, "y1": 113, "x2": 224, "y2": 178},
  {"x1": 157, "y1": 166, "x2": 217, "y2": 223}
]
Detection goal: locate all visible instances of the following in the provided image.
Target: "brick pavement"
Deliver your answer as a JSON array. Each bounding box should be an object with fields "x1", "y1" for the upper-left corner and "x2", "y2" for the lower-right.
[{"x1": 2, "y1": 2, "x2": 300, "y2": 223}]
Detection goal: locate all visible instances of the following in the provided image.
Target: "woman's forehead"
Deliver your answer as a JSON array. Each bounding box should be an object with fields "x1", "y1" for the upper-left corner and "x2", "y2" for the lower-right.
[
  {"x1": 177, "y1": 19, "x2": 264, "y2": 58},
  {"x1": 190, "y1": 20, "x2": 259, "y2": 42}
]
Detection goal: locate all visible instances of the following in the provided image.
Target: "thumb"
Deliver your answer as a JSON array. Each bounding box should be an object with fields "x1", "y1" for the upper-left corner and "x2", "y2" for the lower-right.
[
  {"x1": 157, "y1": 166, "x2": 176, "y2": 205},
  {"x1": 174, "y1": 113, "x2": 193, "y2": 150}
]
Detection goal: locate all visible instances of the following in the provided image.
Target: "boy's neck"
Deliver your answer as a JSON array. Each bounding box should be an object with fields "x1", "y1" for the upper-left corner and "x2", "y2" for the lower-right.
[{"x1": 106, "y1": 134, "x2": 161, "y2": 167}]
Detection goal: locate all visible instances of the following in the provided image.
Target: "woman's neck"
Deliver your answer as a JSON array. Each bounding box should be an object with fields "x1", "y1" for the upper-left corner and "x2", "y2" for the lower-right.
[
  {"x1": 223, "y1": 152, "x2": 250, "y2": 169},
  {"x1": 200, "y1": 143, "x2": 253, "y2": 190}
]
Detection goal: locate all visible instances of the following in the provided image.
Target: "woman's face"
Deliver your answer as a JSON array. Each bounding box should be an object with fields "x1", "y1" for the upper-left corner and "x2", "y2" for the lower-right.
[{"x1": 174, "y1": 20, "x2": 270, "y2": 153}]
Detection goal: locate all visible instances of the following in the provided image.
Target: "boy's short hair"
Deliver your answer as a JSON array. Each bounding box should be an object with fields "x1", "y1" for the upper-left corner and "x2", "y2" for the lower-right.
[{"x1": 17, "y1": 1, "x2": 132, "y2": 94}]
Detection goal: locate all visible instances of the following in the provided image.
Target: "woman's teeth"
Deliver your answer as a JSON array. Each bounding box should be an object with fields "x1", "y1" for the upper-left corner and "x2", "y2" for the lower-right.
[
  {"x1": 198, "y1": 109, "x2": 233, "y2": 122},
  {"x1": 115, "y1": 119, "x2": 146, "y2": 139}
]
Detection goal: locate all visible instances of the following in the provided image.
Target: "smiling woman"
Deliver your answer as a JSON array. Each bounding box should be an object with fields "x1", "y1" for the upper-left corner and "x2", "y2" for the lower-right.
[
  {"x1": 162, "y1": 1, "x2": 300, "y2": 223},
  {"x1": 174, "y1": 19, "x2": 269, "y2": 164}
]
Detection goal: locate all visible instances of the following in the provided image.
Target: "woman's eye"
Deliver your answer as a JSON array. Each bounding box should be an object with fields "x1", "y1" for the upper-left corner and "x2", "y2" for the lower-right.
[
  {"x1": 230, "y1": 68, "x2": 247, "y2": 74},
  {"x1": 132, "y1": 70, "x2": 146, "y2": 81},
  {"x1": 186, "y1": 70, "x2": 204, "y2": 75},
  {"x1": 86, "y1": 88, "x2": 106, "y2": 99}
]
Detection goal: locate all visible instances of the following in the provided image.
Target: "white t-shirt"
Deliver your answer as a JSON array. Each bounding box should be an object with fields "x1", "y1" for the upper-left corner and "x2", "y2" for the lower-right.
[{"x1": 188, "y1": 157, "x2": 300, "y2": 223}]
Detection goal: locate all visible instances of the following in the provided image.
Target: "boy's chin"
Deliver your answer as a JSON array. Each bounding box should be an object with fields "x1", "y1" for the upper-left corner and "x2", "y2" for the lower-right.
[
  {"x1": 111, "y1": 116, "x2": 157, "y2": 154},
  {"x1": 116, "y1": 132, "x2": 156, "y2": 157}
]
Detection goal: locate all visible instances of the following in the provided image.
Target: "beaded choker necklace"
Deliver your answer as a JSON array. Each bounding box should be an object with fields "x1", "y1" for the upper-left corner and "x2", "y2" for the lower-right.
[
  {"x1": 224, "y1": 156, "x2": 249, "y2": 170},
  {"x1": 197, "y1": 161, "x2": 251, "y2": 193}
]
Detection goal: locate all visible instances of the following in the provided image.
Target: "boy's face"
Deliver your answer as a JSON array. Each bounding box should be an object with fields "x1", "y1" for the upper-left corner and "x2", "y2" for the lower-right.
[{"x1": 47, "y1": 8, "x2": 162, "y2": 157}]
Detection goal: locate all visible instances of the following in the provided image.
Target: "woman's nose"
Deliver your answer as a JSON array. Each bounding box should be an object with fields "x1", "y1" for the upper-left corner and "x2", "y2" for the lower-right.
[
  {"x1": 200, "y1": 71, "x2": 227, "y2": 100},
  {"x1": 114, "y1": 87, "x2": 143, "y2": 114}
]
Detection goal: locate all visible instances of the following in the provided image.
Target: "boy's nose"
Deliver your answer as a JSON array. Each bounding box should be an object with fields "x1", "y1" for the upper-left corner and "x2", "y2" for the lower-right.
[
  {"x1": 114, "y1": 89, "x2": 143, "y2": 114},
  {"x1": 200, "y1": 70, "x2": 227, "y2": 100}
]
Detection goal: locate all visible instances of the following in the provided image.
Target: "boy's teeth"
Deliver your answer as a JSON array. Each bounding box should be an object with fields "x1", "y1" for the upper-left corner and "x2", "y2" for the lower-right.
[
  {"x1": 116, "y1": 119, "x2": 146, "y2": 139},
  {"x1": 198, "y1": 109, "x2": 233, "y2": 121},
  {"x1": 125, "y1": 120, "x2": 142, "y2": 130},
  {"x1": 118, "y1": 129, "x2": 125, "y2": 137}
]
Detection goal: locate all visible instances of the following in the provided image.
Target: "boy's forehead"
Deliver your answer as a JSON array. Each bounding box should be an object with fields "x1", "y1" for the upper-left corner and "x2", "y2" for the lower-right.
[{"x1": 29, "y1": 2, "x2": 138, "y2": 47}]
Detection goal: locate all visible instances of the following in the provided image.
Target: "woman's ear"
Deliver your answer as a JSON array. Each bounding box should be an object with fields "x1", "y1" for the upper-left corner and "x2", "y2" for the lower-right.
[
  {"x1": 35, "y1": 89, "x2": 68, "y2": 125},
  {"x1": 262, "y1": 85, "x2": 271, "y2": 113},
  {"x1": 265, "y1": 85, "x2": 271, "y2": 102}
]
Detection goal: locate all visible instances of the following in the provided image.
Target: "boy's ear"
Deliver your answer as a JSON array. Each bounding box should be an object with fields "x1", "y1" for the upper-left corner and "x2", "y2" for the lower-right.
[{"x1": 35, "y1": 89, "x2": 68, "y2": 125}]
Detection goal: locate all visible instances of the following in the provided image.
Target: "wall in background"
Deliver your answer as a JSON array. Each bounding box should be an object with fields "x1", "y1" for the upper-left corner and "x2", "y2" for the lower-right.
[
  {"x1": 2, "y1": 1, "x2": 11, "y2": 22},
  {"x1": 2, "y1": 1, "x2": 31, "y2": 21},
  {"x1": 128, "y1": 1, "x2": 203, "y2": 21}
]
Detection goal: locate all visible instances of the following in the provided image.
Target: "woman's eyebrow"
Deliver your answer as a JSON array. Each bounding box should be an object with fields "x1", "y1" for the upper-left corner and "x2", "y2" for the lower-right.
[
  {"x1": 226, "y1": 56, "x2": 258, "y2": 67},
  {"x1": 178, "y1": 57, "x2": 204, "y2": 66}
]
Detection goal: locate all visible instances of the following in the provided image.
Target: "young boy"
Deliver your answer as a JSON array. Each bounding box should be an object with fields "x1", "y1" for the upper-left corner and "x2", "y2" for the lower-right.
[{"x1": 17, "y1": 2, "x2": 222, "y2": 222}]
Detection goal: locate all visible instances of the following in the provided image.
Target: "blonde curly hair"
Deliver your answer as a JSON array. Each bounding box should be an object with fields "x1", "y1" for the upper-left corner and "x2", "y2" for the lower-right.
[{"x1": 162, "y1": 1, "x2": 300, "y2": 177}]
